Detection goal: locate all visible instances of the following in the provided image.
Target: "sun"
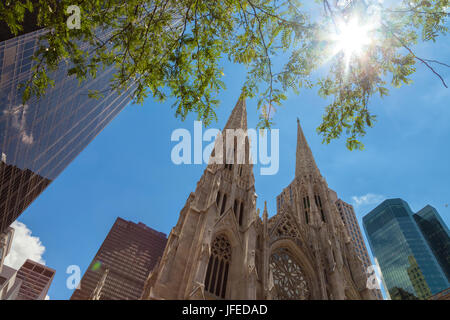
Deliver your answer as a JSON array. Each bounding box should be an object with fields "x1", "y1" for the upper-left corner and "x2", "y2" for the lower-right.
[
  {"x1": 336, "y1": 19, "x2": 371, "y2": 56},
  {"x1": 330, "y1": 17, "x2": 376, "y2": 66}
]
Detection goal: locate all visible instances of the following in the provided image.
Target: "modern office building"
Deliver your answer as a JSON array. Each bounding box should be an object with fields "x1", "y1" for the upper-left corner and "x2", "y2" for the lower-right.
[
  {"x1": 333, "y1": 196, "x2": 383, "y2": 299},
  {"x1": 363, "y1": 199, "x2": 449, "y2": 300},
  {"x1": 71, "y1": 218, "x2": 167, "y2": 300},
  {"x1": 15, "y1": 259, "x2": 55, "y2": 300},
  {"x1": 0, "y1": 29, "x2": 133, "y2": 233},
  {"x1": 429, "y1": 287, "x2": 450, "y2": 300},
  {"x1": 1, "y1": 226, "x2": 55, "y2": 300},
  {"x1": 0, "y1": 227, "x2": 14, "y2": 272},
  {"x1": 0, "y1": 264, "x2": 22, "y2": 300},
  {"x1": 413, "y1": 205, "x2": 450, "y2": 282},
  {"x1": 0, "y1": 228, "x2": 22, "y2": 300},
  {"x1": 334, "y1": 197, "x2": 372, "y2": 271}
]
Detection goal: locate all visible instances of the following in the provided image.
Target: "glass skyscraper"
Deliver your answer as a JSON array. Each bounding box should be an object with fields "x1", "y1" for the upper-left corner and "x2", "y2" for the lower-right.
[
  {"x1": 413, "y1": 205, "x2": 450, "y2": 282},
  {"x1": 0, "y1": 29, "x2": 133, "y2": 233},
  {"x1": 363, "y1": 199, "x2": 449, "y2": 300}
]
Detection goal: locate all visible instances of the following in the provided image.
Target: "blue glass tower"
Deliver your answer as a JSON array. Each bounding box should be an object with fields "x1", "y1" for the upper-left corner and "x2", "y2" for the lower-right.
[
  {"x1": 363, "y1": 199, "x2": 449, "y2": 300},
  {"x1": 413, "y1": 205, "x2": 450, "y2": 283}
]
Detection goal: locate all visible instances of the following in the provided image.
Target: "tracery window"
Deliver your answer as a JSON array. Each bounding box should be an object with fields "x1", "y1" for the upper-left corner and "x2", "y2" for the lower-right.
[
  {"x1": 275, "y1": 214, "x2": 300, "y2": 239},
  {"x1": 269, "y1": 248, "x2": 310, "y2": 300},
  {"x1": 204, "y1": 235, "x2": 232, "y2": 299}
]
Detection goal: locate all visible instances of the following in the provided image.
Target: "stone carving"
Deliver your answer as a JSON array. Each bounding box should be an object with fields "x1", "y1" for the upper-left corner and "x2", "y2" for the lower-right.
[{"x1": 273, "y1": 213, "x2": 301, "y2": 240}]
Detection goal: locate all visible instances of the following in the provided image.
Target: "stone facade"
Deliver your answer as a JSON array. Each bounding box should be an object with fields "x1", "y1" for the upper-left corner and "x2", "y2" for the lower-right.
[{"x1": 141, "y1": 97, "x2": 377, "y2": 300}]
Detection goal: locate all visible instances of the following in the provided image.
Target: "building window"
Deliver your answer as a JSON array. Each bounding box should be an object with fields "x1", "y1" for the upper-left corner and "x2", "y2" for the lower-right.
[
  {"x1": 233, "y1": 199, "x2": 244, "y2": 226},
  {"x1": 204, "y1": 235, "x2": 232, "y2": 299},
  {"x1": 238, "y1": 202, "x2": 244, "y2": 226},
  {"x1": 303, "y1": 196, "x2": 310, "y2": 224},
  {"x1": 314, "y1": 194, "x2": 326, "y2": 223},
  {"x1": 216, "y1": 191, "x2": 221, "y2": 207},
  {"x1": 220, "y1": 194, "x2": 227, "y2": 215}
]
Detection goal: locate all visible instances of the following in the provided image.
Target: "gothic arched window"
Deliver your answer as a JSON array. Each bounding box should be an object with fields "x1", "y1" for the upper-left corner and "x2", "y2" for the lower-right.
[
  {"x1": 220, "y1": 194, "x2": 227, "y2": 215},
  {"x1": 238, "y1": 202, "x2": 244, "y2": 226},
  {"x1": 303, "y1": 195, "x2": 310, "y2": 224},
  {"x1": 232, "y1": 199, "x2": 244, "y2": 226},
  {"x1": 233, "y1": 199, "x2": 239, "y2": 219},
  {"x1": 204, "y1": 235, "x2": 232, "y2": 298},
  {"x1": 269, "y1": 248, "x2": 310, "y2": 300},
  {"x1": 216, "y1": 191, "x2": 221, "y2": 206},
  {"x1": 314, "y1": 194, "x2": 326, "y2": 222}
]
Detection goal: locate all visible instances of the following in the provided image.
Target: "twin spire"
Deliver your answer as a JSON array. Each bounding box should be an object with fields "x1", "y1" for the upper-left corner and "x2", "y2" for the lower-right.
[
  {"x1": 295, "y1": 118, "x2": 320, "y2": 178},
  {"x1": 223, "y1": 96, "x2": 248, "y2": 130},
  {"x1": 222, "y1": 96, "x2": 320, "y2": 178}
]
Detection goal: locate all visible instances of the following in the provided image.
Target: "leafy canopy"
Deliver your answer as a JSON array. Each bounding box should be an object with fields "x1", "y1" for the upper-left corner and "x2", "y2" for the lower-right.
[{"x1": 1, "y1": 0, "x2": 449, "y2": 149}]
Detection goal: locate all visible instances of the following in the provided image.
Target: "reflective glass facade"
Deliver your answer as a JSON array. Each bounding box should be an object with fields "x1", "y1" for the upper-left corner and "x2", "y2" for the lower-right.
[
  {"x1": 413, "y1": 205, "x2": 450, "y2": 282},
  {"x1": 363, "y1": 199, "x2": 449, "y2": 300},
  {"x1": 0, "y1": 30, "x2": 132, "y2": 232}
]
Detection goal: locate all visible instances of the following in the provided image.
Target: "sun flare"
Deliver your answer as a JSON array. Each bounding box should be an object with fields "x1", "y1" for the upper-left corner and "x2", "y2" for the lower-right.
[{"x1": 331, "y1": 17, "x2": 377, "y2": 66}]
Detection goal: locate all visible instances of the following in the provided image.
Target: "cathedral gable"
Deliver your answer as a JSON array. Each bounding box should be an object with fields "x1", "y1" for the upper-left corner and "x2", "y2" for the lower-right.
[{"x1": 269, "y1": 205, "x2": 303, "y2": 243}]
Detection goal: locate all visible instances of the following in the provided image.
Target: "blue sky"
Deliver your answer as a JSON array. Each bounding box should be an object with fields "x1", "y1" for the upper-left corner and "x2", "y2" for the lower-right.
[{"x1": 11, "y1": 32, "x2": 450, "y2": 299}]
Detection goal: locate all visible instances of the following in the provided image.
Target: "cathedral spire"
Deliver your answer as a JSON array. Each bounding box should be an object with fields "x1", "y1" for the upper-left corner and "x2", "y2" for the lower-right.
[
  {"x1": 206, "y1": 95, "x2": 250, "y2": 167},
  {"x1": 223, "y1": 95, "x2": 247, "y2": 130},
  {"x1": 263, "y1": 201, "x2": 268, "y2": 220},
  {"x1": 295, "y1": 118, "x2": 320, "y2": 177}
]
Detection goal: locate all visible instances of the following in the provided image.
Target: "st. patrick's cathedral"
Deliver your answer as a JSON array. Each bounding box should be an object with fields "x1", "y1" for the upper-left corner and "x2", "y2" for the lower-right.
[{"x1": 141, "y1": 97, "x2": 378, "y2": 300}]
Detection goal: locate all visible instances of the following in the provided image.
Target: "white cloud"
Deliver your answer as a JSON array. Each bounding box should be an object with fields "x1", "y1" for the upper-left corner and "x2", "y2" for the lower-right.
[
  {"x1": 352, "y1": 193, "x2": 385, "y2": 208},
  {"x1": 45, "y1": 295, "x2": 50, "y2": 300},
  {"x1": 3, "y1": 221, "x2": 46, "y2": 270}
]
